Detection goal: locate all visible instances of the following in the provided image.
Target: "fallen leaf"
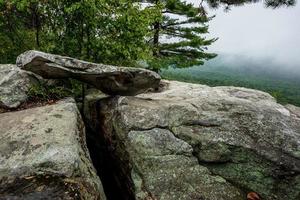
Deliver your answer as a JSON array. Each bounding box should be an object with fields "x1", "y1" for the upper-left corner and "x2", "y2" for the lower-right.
[
  {"x1": 24, "y1": 176, "x2": 35, "y2": 180},
  {"x1": 247, "y1": 192, "x2": 260, "y2": 200},
  {"x1": 36, "y1": 185, "x2": 45, "y2": 192}
]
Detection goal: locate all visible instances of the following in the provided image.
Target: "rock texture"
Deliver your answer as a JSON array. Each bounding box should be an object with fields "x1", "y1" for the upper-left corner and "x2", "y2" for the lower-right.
[
  {"x1": 85, "y1": 80, "x2": 300, "y2": 200},
  {"x1": 0, "y1": 98, "x2": 106, "y2": 200},
  {"x1": 0, "y1": 64, "x2": 40, "y2": 109},
  {"x1": 17, "y1": 50, "x2": 161, "y2": 96},
  {"x1": 286, "y1": 104, "x2": 300, "y2": 118}
]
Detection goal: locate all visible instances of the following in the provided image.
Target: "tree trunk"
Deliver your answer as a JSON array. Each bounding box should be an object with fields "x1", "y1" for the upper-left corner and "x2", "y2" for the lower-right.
[
  {"x1": 86, "y1": 26, "x2": 91, "y2": 60},
  {"x1": 31, "y1": 4, "x2": 40, "y2": 48},
  {"x1": 36, "y1": 22, "x2": 40, "y2": 48},
  {"x1": 153, "y1": 0, "x2": 160, "y2": 57},
  {"x1": 153, "y1": 21, "x2": 160, "y2": 56}
]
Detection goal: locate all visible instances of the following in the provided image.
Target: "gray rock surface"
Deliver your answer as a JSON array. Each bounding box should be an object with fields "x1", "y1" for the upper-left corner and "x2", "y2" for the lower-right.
[
  {"x1": 0, "y1": 64, "x2": 39, "y2": 109},
  {"x1": 0, "y1": 98, "x2": 106, "y2": 200},
  {"x1": 286, "y1": 104, "x2": 300, "y2": 118},
  {"x1": 17, "y1": 50, "x2": 161, "y2": 96},
  {"x1": 85, "y1": 80, "x2": 300, "y2": 200}
]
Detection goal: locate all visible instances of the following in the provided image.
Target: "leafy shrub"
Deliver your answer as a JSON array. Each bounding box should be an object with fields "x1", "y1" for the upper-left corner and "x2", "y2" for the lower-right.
[{"x1": 27, "y1": 79, "x2": 84, "y2": 102}]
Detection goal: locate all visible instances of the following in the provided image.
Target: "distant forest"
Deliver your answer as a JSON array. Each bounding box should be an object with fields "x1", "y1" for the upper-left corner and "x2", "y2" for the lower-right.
[{"x1": 162, "y1": 55, "x2": 300, "y2": 106}]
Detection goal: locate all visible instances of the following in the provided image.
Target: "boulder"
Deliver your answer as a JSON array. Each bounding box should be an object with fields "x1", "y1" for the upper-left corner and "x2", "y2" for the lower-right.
[
  {"x1": 17, "y1": 50, "x2": 161, "y2": 96},
  {"x1": 0, "y1": 64, "x2": 40, "y2": 109},
  {"x1": 0, "y1": 98, "x2": 106, "y2": 200},
  {"x1": 85, "y1": 80, "x2": 300, "y2": 200}
]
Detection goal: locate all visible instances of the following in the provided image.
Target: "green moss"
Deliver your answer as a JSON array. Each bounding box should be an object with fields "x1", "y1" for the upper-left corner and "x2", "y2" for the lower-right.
[{"x1": 203, "y1": 146, "x2": 300, "y2": 200}]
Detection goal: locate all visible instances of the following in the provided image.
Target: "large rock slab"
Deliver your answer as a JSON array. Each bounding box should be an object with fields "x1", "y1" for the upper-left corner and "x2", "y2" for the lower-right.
[
  {"x1": 85, "y1": 80, "x2": 300, "y2": 200},
  {"x1": 17, "y1": 50, "x2": 161, "y2": 96},
  {"x1": 0, "y1": 98, "x2": 106, "y2": 199},
  {"x1": 0, "y1": 64, "x2": 40, "y2": 109}
]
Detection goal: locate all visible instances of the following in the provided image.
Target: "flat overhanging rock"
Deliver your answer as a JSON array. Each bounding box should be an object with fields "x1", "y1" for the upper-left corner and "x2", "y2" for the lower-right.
[{"x1": 17, "y1": 50, "x2": 161, "y2": 96}]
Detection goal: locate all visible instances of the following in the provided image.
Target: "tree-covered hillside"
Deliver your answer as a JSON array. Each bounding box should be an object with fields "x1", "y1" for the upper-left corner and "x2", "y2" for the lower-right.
[{"x1": 162, "y1": 55, "x2": 300, "y2": 106}]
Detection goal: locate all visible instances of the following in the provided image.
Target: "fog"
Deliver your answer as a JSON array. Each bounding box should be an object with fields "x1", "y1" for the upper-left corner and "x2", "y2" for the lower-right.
[{"x1": 189, "y1": 0, "x2": 300, "y2": 75}]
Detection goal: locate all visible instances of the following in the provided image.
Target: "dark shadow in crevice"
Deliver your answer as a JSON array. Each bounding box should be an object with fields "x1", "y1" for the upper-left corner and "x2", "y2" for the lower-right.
[{"x1": 84, "y1": 100, "x2": 135, "y2": 200}]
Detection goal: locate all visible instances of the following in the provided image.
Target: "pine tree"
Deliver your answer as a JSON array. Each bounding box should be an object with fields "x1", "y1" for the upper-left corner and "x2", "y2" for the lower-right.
[
  {"x1": 143, "y1": 0, "x2": 217, "y2": 71},
  {"x1": 205, "y1": 0, "x2": 296, "y2": 9},
  {"x1": 143, "y1": 0, "x2": 296, "y2": 71}
]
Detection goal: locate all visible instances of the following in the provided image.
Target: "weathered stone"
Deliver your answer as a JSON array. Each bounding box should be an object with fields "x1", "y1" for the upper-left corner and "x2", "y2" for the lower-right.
[
  {"x1": 85, "y1": 80, "x2": 300, "y2": 200},
  {"x1": 0, "y1": 98, "x2": 106, "y2": 199},
  {"x1": 17, "y1": 50, "x2": 161, "y2": 96},
  {"x1": 128, "y1": 128, "x2": 243, "y2": 200},
  {"x1": 286, "y1": 104, "x2": 300, "y2": 118},
  {"x1": 0, "y1": 64, "x2": 40, "y2": 109}
]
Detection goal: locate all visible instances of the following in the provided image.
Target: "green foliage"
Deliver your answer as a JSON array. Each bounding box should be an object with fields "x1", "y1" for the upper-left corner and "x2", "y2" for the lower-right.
[
  {"x1": 27, "y1": 78, "x2": 86, "y2": 104},
  {"x1": 0, "y1": 0, "x2": 295, "y2": 69},
  {"x1": 204, "y1": 0, "x2": 296, "y2": 9},
  {"x1": 0, "y1": 0, "x2": 216, "y2": 70},
  {"x1": 27, "y1": 84, "x2": 73, "y2": 102},
  {"x1": 0, "y1": 0, "x2": 159, "y2": 66},
  {"x1": 70, "y1": 79, "x2": 84, "y2": 99},
  {"x1": 0, "y1": 0, "x2": 38, "y2": 63},
  {"x1": 142, "y1": 0, "x2": 217, "y2": 71}
]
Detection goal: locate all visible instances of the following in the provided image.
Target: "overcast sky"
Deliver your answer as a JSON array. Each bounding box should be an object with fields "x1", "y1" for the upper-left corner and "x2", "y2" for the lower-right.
[{"x1": 188, "y1": 0, "x2": 300, "y2": 70}]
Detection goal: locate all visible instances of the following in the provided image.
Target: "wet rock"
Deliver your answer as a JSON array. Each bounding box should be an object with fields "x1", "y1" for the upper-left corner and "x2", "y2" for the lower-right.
[
  {"x1": 85, "y1": 80, "x2": 300, "y2": 200},
  {"x1": 0, "y1": 64, "x2": 40, "y2": 109},
  {"x1": 0, "y1": 98, "x2": 106, "y2": 199},
  {"x1": 17, "y1": 50, "x2": 161, "y2": 96}
]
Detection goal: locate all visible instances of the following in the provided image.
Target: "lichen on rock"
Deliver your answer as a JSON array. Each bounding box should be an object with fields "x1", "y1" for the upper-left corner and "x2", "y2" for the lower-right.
[
  {"x1": 17, "y1": 50, "x2": 161, "y2": 96},
  {"x1": 0, "y1": 64, "x2": 40, "y2": 109},
  {"x1": 0, "y1": 98, "x2": 106, "y2": 199},
  {"x1": 85, "y1": 80, "x2": 300, "y2": 200}
]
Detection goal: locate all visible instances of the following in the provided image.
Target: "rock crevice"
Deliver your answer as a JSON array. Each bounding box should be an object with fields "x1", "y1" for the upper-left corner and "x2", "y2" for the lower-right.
[
  {"x1": 84, "y1": 80, "x2": 300, "y2": 200},
  {"x1": 1, "y1": 51, "x2": 300, "y2": 200}
]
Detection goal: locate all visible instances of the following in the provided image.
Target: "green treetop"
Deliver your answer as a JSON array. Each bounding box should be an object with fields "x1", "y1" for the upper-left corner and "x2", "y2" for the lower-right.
[{"x1": 144, "y1": 0, "x2": 217, "y2": 71}]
